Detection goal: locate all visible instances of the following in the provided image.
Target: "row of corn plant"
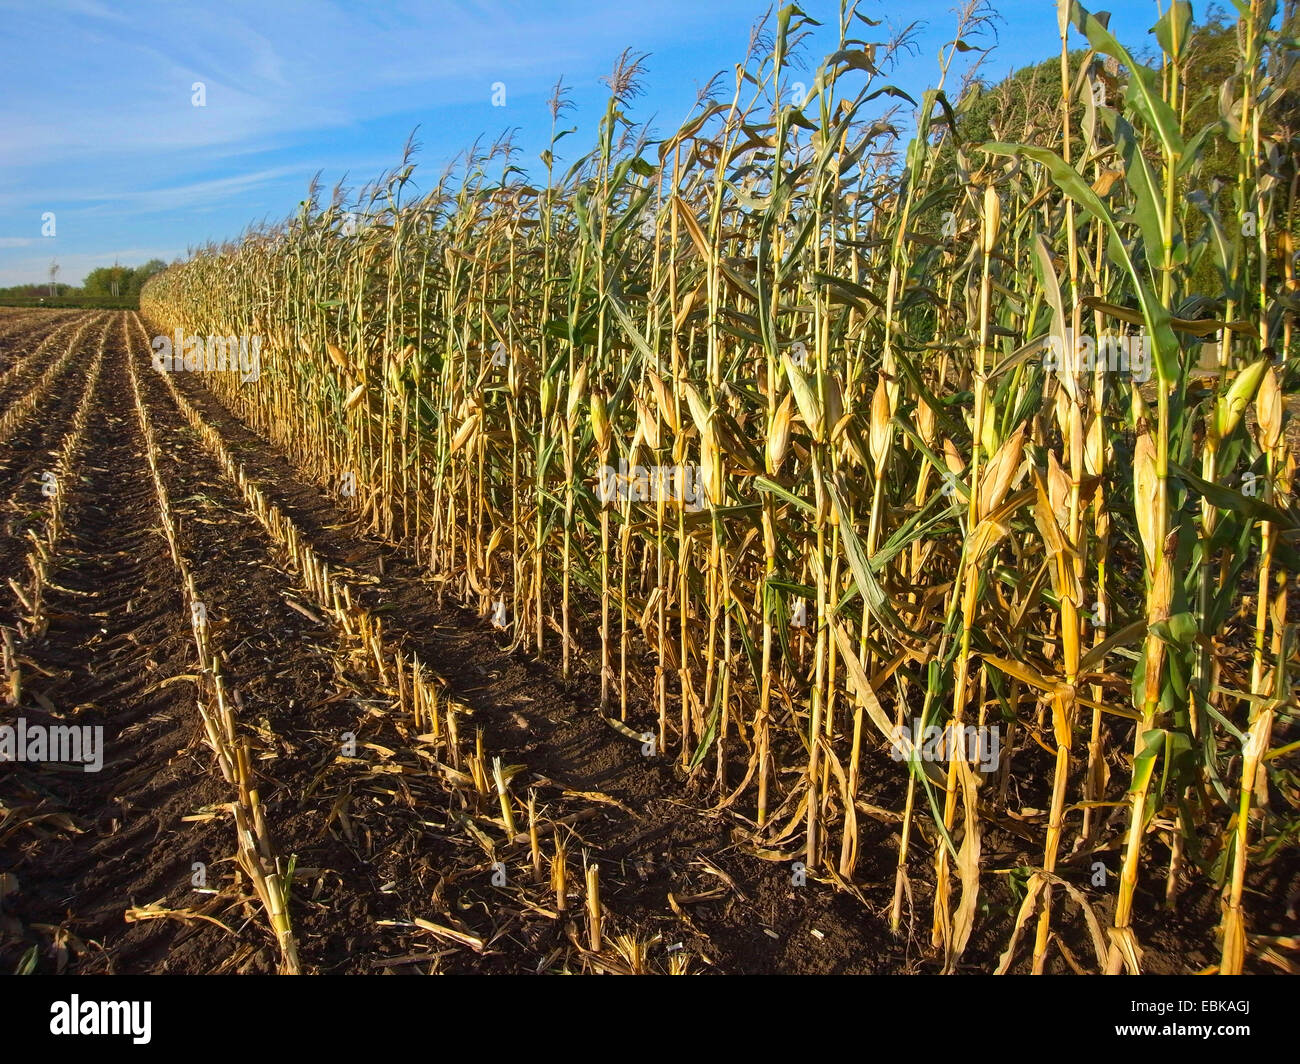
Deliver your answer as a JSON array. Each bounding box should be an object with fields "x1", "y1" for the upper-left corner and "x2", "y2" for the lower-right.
[{"x1": 143, "y1": 0, "x2": 1299, "y2": 972}]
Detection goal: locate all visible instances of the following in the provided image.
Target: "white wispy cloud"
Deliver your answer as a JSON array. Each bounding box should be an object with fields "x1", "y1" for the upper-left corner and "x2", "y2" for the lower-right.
[
  {"x1": 3, "y1": 0, "x2": 730, "y2": 161},
  {"x1": 4, "y1": 168, "x2": 303, "y2": 214},
  {"x1": 0, "y1": 0, "x2": 760, "y2": 285}
]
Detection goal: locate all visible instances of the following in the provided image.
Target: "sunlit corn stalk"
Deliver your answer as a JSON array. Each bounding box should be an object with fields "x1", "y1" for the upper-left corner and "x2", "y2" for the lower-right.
[
  {"x1": 932, "y1": 182, "x2": 999, "y2": 963},
  {"x1": 138, "y1": 0, "x2": 1300, "y2": 974}
]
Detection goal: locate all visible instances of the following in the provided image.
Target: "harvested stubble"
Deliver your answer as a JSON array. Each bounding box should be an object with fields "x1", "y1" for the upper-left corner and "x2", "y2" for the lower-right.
[
  {"x1": 143, "y1": 1, "x2": 1300, "y2": 973},
  {"x1": 128, "y1": 342, "x2": 301, "y2": 974},
  {"x1": 17, "y1": 314, "x2": 109, "y2": 635},
  {"x1": 136, "y1": 315, "x2": 634, "y2": 971},
  {"x1": 0, "y1": 313, "x2": 94, "y2": 398},
  {"x1": 0, "y1": 313, "x2": 105, "y2": 448}
]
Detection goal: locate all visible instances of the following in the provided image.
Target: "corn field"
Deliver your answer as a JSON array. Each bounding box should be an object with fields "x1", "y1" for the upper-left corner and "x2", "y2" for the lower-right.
[{"x1": 137, "y1": 0, "x2": 1300, "y2": 973}]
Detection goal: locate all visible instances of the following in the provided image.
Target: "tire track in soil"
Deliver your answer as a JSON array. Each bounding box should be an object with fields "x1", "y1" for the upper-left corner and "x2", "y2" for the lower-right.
[
  {"x1": 142, "y1": 315, "x2": 906, "y2": 974},
  {"x1": 0, "y1": 313, "x2": 258, "y2": 974}
]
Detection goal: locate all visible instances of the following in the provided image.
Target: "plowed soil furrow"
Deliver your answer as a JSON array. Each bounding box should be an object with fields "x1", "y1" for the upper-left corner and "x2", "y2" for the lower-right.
[
  {"x1": 0, "y1": 312, "x2": 97, "y2": 409},
  {"x1": 134, "y1": 345, "x2": 438, "y2": 972},
  {"x1": 0, "y1": 311, "x2": 81, "y2": 364},
  {"x1": 0, "y1": 310, "x2": 75, "y2": 349},
  {"x1": 0, "y1": 314, "x2": 266, "y2": 974},
  {"x1": 0, "y1": 314, "x2": 116, "y2": 623}
]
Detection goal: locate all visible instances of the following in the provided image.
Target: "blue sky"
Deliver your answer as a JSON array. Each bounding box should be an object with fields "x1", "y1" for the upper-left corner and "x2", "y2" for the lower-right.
[{"x1": 0, "y1": 0, "x2": 1170, "y2": 287}]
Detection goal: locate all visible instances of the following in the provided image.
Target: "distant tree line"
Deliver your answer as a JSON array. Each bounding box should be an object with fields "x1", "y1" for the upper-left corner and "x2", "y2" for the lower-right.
[{"x1": 0, "y1": 259, "x2": 169, "y2": 308}]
